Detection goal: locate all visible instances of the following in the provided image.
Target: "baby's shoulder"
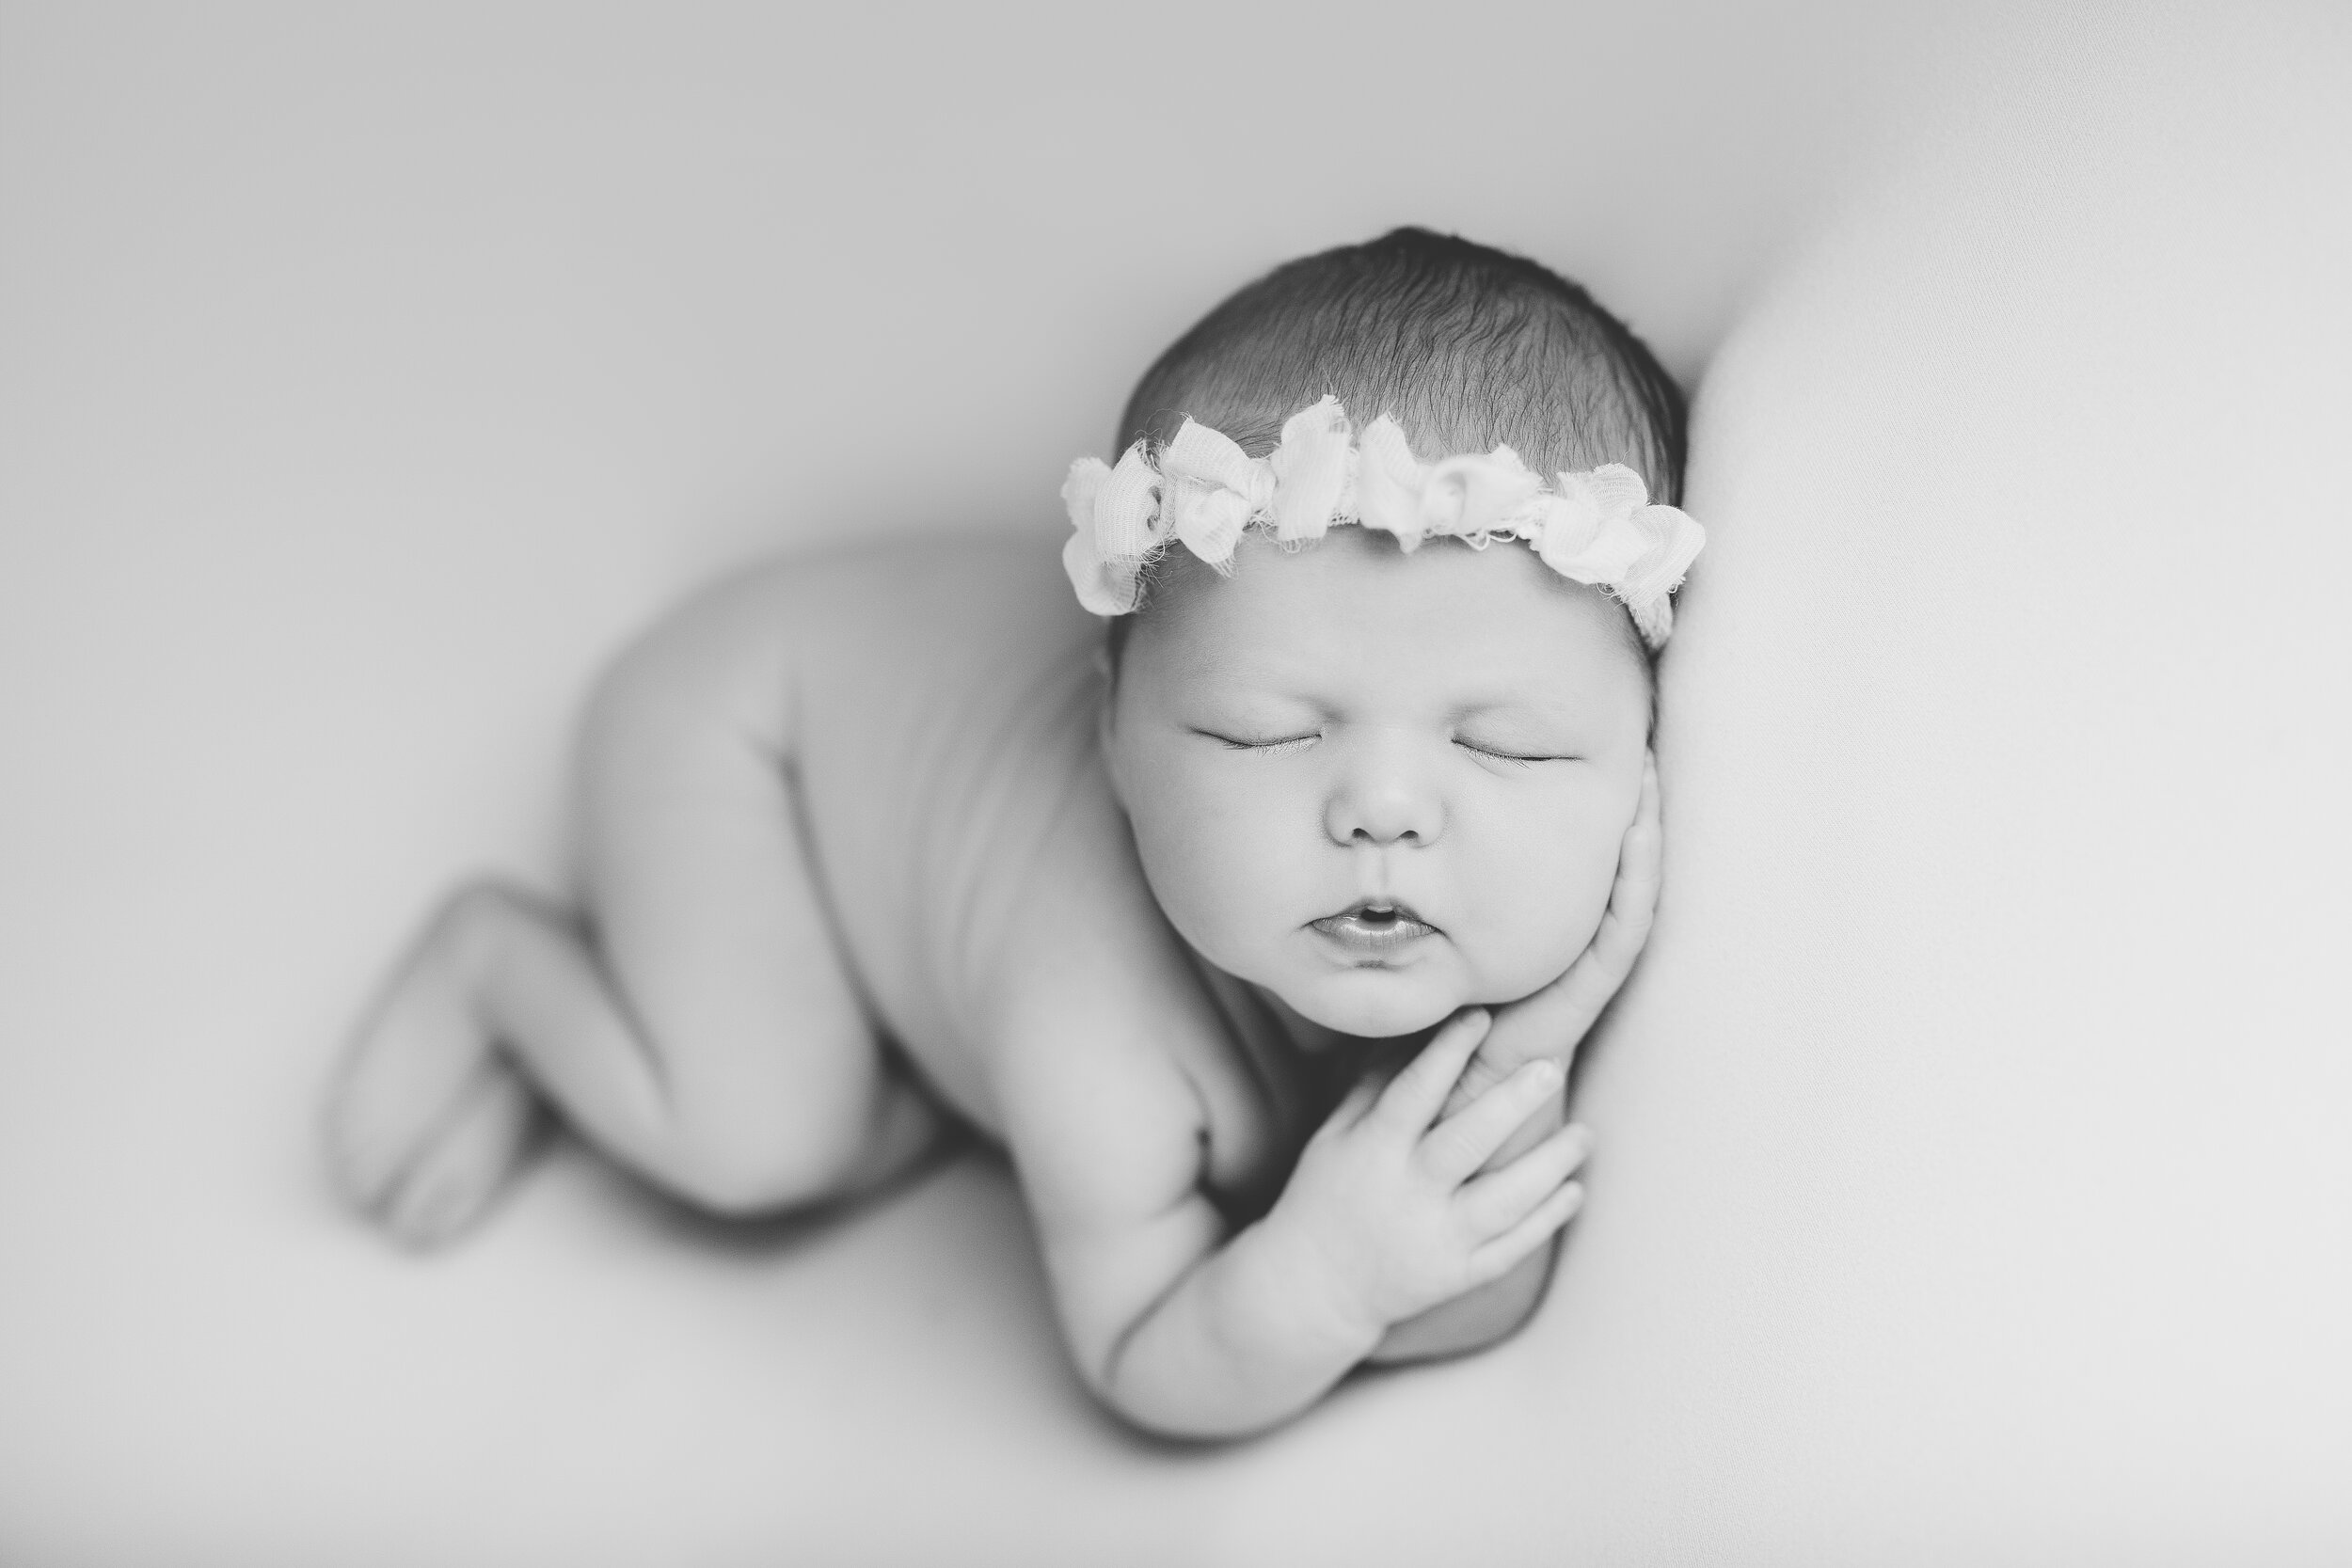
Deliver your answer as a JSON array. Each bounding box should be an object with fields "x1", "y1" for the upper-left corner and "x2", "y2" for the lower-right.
[
  {"x1": 628, "y1": 536, "x2": 1091, "y2": 703},
  {"x1": 977, "y1": 784, "x2": 1300, "y2": 1216},
  {"x1": 752, "y1": 537, "x2": 1106, "y2": 767}
]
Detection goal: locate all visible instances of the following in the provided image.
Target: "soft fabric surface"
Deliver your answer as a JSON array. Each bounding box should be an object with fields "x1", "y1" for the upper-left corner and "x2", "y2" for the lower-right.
[
  {"x1": 4, "y1": 3, "x2": 2345, "y2": 1563},
  {"x1": 1600, "y1": 8, "x2": 2352, "y2": 1557}
]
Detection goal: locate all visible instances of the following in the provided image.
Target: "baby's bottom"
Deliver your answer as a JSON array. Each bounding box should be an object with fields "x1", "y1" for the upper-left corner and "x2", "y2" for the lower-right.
[{"x1": 325, "y1": 583, "x2": 942, "y2": 1243}]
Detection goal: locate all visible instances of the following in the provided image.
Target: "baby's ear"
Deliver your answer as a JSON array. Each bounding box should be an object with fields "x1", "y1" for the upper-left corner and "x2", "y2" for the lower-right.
[
  {"x1": 1093, "y1": 659, "x2": 1150, "y2": 816},
  {"x1": 1091, "y1": 646, "x2": 1122, "y2": 784}
]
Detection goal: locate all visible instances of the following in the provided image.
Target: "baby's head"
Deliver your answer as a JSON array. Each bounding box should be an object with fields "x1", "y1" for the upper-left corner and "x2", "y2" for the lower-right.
[{"x1": 1085, "y1": 229, "x2": 1692, "y2": 1040}]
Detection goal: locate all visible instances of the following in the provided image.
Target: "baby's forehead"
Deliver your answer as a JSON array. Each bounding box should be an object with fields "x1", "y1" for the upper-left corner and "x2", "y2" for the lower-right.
[
  {"x1": 1137, "y1": 532, "x2": 1649, "y2": 705},
  {"x1": 1160, "y1": 531, "x2": 1637, "y2": 646}
]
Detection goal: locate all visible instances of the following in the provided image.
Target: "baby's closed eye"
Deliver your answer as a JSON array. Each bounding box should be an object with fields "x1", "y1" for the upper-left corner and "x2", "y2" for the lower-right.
[
  {"x1": 1197, "y1": 727, "x2": 1321, "y2": 757},
  {"x1": 1452, "y1": 734, "x2": 1579, "y2": 768}
]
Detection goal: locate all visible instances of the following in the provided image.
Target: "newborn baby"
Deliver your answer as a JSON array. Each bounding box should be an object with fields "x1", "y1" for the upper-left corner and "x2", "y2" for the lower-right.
[{"x1": 326, "y1": 228, "x2": 1702, "y2": 1439}]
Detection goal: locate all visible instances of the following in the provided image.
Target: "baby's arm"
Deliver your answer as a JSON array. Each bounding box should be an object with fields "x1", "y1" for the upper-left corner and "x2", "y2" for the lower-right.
[{"x1": 1004, "y1": 997, "x2": 1582, "y2": 1439}]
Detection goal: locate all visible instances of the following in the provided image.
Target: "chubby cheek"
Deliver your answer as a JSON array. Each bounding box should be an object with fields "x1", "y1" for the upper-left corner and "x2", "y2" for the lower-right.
[
  {"x1": 1120, "y1": 765, "x2": 1314, "y2": 974},
  {"x1": 1454, "y1": 791, "x2": 1631, "y2": 1001}
]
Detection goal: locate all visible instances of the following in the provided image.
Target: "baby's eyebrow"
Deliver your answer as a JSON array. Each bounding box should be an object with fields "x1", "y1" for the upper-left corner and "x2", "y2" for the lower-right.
[
  {"x1": 1178, "y1": 660, "x2": 1588, "y2": 727},
  {"x1": 1446, "y1": 692, "x2": 1585, "y2": 724}
]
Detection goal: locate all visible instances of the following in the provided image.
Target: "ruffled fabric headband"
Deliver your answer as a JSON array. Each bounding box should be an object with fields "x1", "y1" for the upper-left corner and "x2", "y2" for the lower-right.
[{"x1": 1060, "y1": 396, "x2": 1705, "y2": 648}]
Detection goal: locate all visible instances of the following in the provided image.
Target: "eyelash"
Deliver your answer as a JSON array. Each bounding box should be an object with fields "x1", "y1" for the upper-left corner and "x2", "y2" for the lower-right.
[
  {"x1": 1216, "y1": 733, "x2": 1318, "y2": 757},
  {"x1": 1456, "y1": 741, "x2": 1551, "y2": 768},
  {"x1": 1209, "y1": 732, "x2": 1564, "y2": 768}
]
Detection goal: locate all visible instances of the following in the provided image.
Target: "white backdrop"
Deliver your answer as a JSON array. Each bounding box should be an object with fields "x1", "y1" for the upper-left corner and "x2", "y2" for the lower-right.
[{"x1": 4, "y1": 2, "x2": 2344, "y2": 1563}]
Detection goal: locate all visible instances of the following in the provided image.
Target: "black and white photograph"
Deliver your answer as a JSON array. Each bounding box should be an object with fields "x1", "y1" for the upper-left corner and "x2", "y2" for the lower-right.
[{"x1": 2, "y1": 0, "x2": 2346, "y2": 1561}]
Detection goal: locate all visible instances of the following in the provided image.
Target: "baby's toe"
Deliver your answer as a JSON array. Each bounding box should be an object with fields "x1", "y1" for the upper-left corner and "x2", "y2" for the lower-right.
[{"x1": 383, "y1": 1065, "x2": 541, "y2": 1247}]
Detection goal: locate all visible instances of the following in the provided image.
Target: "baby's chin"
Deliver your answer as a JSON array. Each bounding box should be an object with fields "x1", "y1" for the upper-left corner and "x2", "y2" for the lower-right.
[
  {"x1": 1269, "y1": 946, "x2": 1581, "y2": 1041},
  {"x1": 1273, "y1": 969, "x2": 1470, "y2": 1041}
]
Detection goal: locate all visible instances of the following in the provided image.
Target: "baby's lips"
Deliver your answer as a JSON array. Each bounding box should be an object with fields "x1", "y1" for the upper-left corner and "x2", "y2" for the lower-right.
[{"x1": 1314, "y1": 897, "x2": 1439, "y2": 933}]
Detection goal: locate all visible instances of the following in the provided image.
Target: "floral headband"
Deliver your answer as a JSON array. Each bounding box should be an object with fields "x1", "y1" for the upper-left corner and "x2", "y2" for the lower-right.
[{"x1": 1060, "y1": 396, "x2": 1705, "y2": 648}]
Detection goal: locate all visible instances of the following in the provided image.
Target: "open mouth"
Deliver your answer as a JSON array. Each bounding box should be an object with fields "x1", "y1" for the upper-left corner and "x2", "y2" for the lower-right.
[{"x1": 1308, "y1": 900, "x2": 1438, "y2": 955}]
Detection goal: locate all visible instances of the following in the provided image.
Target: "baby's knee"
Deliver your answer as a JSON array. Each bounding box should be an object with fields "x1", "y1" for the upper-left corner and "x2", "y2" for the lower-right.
[{"x1": 430, "y1": 878, "x2": 550, "y2": 985}]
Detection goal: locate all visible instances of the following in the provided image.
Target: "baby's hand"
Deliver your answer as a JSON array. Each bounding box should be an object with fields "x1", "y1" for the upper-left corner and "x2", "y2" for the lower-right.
[{"x1": 1272, "y1": 1008, "x2": 1594, "y2": 1342}]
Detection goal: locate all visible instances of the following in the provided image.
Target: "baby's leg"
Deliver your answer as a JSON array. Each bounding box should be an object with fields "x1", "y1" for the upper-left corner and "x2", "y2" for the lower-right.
[{"x1": 327, "y1": 572, "x2": 943, "y2": 1242}]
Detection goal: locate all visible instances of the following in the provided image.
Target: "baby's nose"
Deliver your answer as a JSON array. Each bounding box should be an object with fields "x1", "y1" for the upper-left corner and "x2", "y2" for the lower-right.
[{"x1": 1324, "y1": 745, "x2": 1445, "y2": 847}]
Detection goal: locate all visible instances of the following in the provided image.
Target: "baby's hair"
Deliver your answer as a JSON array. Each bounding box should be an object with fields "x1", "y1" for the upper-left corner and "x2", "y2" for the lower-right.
[{"x1": 1107, "y1": 228, "x2": 1686, "y2": 658}]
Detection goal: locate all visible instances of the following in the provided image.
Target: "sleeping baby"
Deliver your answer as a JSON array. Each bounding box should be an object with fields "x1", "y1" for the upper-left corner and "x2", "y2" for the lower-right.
[{"x1": 325, "y1": 227, "x2": 1704, "y2": 1439}]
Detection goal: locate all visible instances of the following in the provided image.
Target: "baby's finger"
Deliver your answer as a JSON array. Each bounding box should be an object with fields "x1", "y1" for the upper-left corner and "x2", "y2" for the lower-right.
[
  {"x1": 1588, "y1": 760, "x2": 1662, "y2": 973},
  {"x1": 1311, "y1": 1074, "x2": 1384, "y2": 1141},
  {"x1": 1372, "y1": 1008, "x2": 1492, "y2": 1136},
  {"x1": 1418, "y1": 1056, "x2": 1563, "y2": 1184},
  {"x1": 1458, "y1": 1121, "x2": 1592, "y2": 1234},
  {"x1": 1466, "y1": 1180, "x2": 1585, "y2": 1287}
]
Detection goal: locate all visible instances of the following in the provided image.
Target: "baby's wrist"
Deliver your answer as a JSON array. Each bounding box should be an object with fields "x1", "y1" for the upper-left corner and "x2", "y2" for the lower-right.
[{"x1": 1248, "y1": 1205, "x2": 1390, "y2": 1359}]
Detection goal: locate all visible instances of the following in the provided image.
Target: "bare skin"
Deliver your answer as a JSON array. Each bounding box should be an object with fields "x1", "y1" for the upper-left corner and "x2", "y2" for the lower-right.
[{"x1": 325, "y1": 535, "x2": 1661, "y2": 1438}]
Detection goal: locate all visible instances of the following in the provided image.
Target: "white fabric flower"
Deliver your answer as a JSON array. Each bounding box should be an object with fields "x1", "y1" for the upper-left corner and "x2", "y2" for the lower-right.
[
  {"x1": 1266, "y1": 397, "x2": 1353, "y2": 542},
  {"x1": 1620, "y1": 502, "x2": 1706, "y2": 608},
  {"x1": 1060, "y1": 443, "x2": 1163, "y2": 615},
  {"x1": 1420, "y1": 446, "x2": 1544, "y2": 542},
  {"x1": 1536, "y1": 465, "x2": 1650, "y2": 584},
  {"x1": 1353, "y1": 415, "x2": 1431, "y2": 551},
  {"x1": 1158, "y1": 419, "x2": 1270, "y2": 569}
]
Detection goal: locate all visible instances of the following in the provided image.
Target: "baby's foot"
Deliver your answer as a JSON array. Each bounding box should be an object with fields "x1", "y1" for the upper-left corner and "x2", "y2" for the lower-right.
[
  {"x1": 326, "y1": 887, "x2": 543, "y2": 1245},
  {"x1": 377, "y1": 1060, "x2": 540, "y2": 1243}
]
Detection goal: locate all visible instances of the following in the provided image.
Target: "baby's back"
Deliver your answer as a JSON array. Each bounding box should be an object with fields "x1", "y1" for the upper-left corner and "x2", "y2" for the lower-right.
[{"x1": 763, "y1": 539, "x2": 1108, "y2": 1130}]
